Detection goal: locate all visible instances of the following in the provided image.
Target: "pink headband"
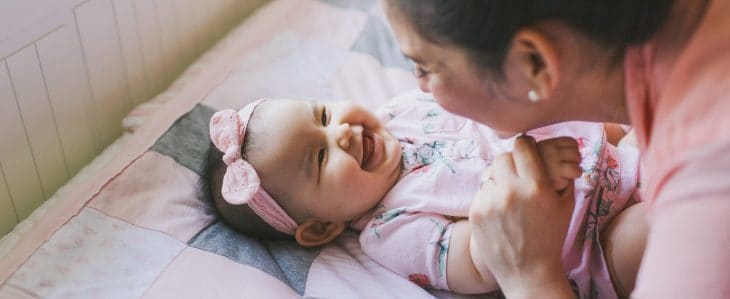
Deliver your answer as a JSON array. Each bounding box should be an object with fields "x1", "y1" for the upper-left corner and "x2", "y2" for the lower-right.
[{"x1": 209, "y1": 99, "x2": 298, "y2": 235}]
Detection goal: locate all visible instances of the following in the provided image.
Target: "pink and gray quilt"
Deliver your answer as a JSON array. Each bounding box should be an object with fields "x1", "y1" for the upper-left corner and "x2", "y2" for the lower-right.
[{"x1": 0, "y1": 0, "x2": 498, "y2": 298}]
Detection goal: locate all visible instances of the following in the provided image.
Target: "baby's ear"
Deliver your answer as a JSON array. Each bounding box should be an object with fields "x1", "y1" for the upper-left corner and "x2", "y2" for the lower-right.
[{"x1": 295, "y1": 219, "x2": 345, "y2": 247}]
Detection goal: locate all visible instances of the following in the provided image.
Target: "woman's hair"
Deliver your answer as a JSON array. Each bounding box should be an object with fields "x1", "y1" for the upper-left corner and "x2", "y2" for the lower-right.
[
  {"x1": 386, "y1": 0, "x2": 674, "y2": 75},
  {"x1": 205, "y1": 114, "x2": 290, "y2": 240}
]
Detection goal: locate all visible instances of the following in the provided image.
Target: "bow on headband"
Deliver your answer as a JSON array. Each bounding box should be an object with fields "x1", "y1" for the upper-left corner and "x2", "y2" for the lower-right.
[{"x1": 209, "y1": 99, "x2": 298, "y2": 235}]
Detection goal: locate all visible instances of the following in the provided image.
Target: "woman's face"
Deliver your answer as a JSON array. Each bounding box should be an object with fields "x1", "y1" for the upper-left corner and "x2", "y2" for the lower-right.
[{"x1": 383, "y1": 4, "x2": 559, "y2": 136}]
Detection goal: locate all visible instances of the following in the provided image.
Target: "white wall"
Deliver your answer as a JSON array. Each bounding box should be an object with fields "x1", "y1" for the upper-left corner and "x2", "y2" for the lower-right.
[{"x1": 0, "y1": 0, "x2": 269, "y2": 236}]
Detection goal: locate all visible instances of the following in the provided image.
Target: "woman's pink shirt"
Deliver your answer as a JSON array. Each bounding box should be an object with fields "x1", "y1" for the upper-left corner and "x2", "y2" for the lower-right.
[{"x1": 624, "y1": 0, "x2": 730, "y2": 297}]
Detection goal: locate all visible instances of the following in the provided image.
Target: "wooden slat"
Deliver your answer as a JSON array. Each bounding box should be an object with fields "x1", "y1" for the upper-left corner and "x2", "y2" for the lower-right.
[
  {"x1": 0, "y1": 0, "x2": 64, "y2": 58},
  {"x1": 36, "y1": 25, "x2": 98, "y2": 175},
  {"x1": 0, "y1": 159, "x2": 19, "y2": 237},
  {"x1": 192, "y1": 0, "x2": 215, "y2": 53},
  {"x1": 134, "y1": 0, "x2": 168, "y2": 97},
  {"x1": 238, "y1": 0, "x2": 267, "y2": 24},
  {"x1": 154, "y1": 0, "x2": 184, "y2": 86},
  {"x1": 6, "y1": 45, "x2": 69, "y2": 201},
  {"x1": 172, "y1": 0, "x2": 199, "y2": 68},
  {"x1": 74, "y1": 0, "x2": 132, "y2": 147},
  {"x1": 112, "y1": 0, "x2": 150, "y2": 106},
  {"x1": 223, "y1": 0, "x2": 246, "y2": 33},
  {"x1": 0, "y1": 60, "x2": 46, "y2": 219},
  {"x1": 206, "y1": 0, "x2": 226, "y2": 42}
]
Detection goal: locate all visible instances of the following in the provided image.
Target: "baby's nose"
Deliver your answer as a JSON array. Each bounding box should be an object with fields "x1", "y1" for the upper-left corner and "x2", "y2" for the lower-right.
[{"x1": 337, "y1": 123, "x2": 352, "y2": 148}]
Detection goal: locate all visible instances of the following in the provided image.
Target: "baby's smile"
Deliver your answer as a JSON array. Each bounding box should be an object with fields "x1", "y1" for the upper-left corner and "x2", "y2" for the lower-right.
[{"x1": 361, "y1": 130, "x2": 384, "y2": 171}]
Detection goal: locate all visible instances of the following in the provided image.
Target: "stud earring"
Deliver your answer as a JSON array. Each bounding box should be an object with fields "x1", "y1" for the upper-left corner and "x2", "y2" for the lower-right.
[{"x1": 528, "y1": 90, "x2": 540, "y2": 103}]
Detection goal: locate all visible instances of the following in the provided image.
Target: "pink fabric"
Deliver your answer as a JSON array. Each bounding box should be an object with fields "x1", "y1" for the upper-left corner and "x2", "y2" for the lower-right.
[
  {"x1": 3, "y1": 208, "x2": 185, "y2": 298},
  {"x1": 143, "y1": 247, "x2": 299, "y2": 298},
  {"x1": 305, "y1": 232, "x2": 434, "y2": 298},
  {"x1": 623, "y1": 0, "x2": 730, "y2": 297},
  {"x1": 88, "y1": 152, "x2": 217, "y2": 242},
  {"x1": 209, "y1": 100, "x2": 298, "y2": 235},
  {"x1": 353, "y1": 91, "x2": 640, "y2": 297}
]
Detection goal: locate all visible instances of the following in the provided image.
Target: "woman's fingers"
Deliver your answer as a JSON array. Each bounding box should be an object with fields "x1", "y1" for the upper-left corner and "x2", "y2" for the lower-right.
[
  {"x1": 469, "y1": 136, "x2": 579, "y2": 298},
  {"x1": 513, "y1": 135, "x2": 548, "y2": 180},
  {"x1": 491, "y1": 151, "x2": 517, "y2": 180}
]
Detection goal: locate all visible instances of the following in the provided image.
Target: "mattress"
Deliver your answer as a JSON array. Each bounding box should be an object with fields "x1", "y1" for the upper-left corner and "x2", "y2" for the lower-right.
[{"x1": 0, "y1": 0, "x2": 499, "y2": 298}]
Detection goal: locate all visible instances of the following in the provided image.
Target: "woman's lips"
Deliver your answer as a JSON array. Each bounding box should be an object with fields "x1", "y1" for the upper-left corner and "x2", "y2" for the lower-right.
[{"x1": 361, "y1": 130, "x2": 383, "y2": 171}]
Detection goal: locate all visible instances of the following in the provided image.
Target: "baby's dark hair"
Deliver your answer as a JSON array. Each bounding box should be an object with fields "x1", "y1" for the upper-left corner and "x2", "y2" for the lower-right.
[{"x1": 205, "y1": 111, "x2": 290, "y2": 240}]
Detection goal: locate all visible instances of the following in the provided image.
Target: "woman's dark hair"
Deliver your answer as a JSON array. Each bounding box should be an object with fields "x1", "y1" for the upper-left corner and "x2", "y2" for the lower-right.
[{"x1": 387, "y1": 0, "x2": 674, "y2": 74}]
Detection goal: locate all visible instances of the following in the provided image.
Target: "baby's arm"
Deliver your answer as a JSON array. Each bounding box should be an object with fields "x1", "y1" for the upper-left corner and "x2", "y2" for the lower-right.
[
  {"x1": 604, "y1": 123, "x2": 627, "y2": 146},
  {"x1": 601, "y1": 201, "x2": 648, "y2": 297},
  {"x1": 446, "y1": 220, "x2": 499, "y2": 294}
]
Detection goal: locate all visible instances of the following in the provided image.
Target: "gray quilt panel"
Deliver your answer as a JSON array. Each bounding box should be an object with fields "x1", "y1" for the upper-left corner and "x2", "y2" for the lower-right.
[
  {"x1": 351, "y1": 15, "x2": 414, "y2": 71},
  {"x1": 151, "y1": 104, "x2": 216, "y2": 177}
]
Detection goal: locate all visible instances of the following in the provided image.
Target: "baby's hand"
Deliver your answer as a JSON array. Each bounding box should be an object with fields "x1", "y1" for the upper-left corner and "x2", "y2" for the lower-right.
[{"x1": 536, "y1": 137, "x2": 582, "y2": 192}]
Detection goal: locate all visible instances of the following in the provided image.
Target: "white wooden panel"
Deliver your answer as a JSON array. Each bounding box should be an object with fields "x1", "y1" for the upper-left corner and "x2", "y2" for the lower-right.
[
  {"x1": 6, "y1": 45, "x2": 69, "y2": 200},
  {"x1": 189, "y1": 1, "x2": 215, "y2": 54},
  {"x1": 0, "y1": 0, "x2": 57, "y2": 41},
  {"x1": 75, "y1": 0, "x2": 132, "y2": 147},
  {"x1": 134, "y1": 0, "x2": 169, "y2": 97},
  {"x1": 36, "y1": 26, "x2": 98, "y2": 175},
  {"x1": 0, "y1": 0, "x2": 65, "y2": 58},
  {"x1": 206, "y1": 0, "x2": 227, "y2": 42},
  {"x1": 223, "y1": 0, "x2": 246, "y2": 33},
  {"x1": 197, "y1": 0, "x2": 220, "y2": 50},
  {"x1": 0, "y1": 167, "x2": 18, "y2": 237},
  {"x1": 172, "y1": 0, "x2": 200, "y2": 67},
  {"x1": 112, "y1": 0, "x2": 150, "y2": 106},
  {"x1": 0, "y1": 61, "x2": 46, "y2": 219},
  {"x1": 154, "y1": 0, "x2": 184, "y2": 85},
  {"x1": 1, "y1": 0, "x2": 270, "y2": 238}
]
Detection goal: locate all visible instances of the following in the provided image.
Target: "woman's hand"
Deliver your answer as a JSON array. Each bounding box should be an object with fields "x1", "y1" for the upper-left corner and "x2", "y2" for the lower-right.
[{"x1": 468, "y1": 135, "x2": 577, "y2": 298}]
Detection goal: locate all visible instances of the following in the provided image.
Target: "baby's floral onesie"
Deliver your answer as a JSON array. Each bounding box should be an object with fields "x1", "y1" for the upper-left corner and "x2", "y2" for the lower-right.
[{"x1": 352, "y1": 90, "x2": 640, "y2": 299}]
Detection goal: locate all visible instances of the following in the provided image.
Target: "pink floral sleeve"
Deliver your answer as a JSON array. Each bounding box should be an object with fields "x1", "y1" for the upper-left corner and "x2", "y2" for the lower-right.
[{"x1": 359, "y1": 209, "x2": 455, "y2": 290}]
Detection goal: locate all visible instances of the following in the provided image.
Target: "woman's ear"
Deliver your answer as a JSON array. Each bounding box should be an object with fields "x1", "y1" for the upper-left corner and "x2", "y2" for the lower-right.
[
  {"x1": 509, "y1": 28, "x2": 560, "y2": 101},
  {"x1": 295, "y1": 219, "x2": 346, "y2": 247}
]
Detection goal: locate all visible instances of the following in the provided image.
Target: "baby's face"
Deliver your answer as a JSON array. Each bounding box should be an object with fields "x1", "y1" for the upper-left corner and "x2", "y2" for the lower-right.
[{"x1": 250, "y1": 99, "x2": 402, "y2": 224}]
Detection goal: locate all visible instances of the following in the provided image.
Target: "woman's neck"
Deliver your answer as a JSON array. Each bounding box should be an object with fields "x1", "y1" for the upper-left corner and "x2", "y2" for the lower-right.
[{"x1": 588, "y1": 0, "x2": 710, "y2": 125}]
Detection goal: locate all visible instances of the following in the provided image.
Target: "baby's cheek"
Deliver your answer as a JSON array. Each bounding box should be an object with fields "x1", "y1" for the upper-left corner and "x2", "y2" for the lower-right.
[{"x1": 327, "y1": 158, "x2": 365, "y2": 182}]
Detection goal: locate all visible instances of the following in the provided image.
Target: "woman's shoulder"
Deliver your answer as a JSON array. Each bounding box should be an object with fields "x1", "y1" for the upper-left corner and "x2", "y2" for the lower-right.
[{"x1": 643, "y1": 0, "x2": 730, "y2": 202}]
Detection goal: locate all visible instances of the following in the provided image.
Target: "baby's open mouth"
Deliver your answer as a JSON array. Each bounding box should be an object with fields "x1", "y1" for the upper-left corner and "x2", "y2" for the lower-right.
[{"x1": 361, "y1": 130, "x2": 381, "y2": 170}]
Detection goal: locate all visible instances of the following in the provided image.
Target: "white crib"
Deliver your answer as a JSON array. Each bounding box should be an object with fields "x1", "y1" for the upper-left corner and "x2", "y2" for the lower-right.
[{"x1": 0, "y1": 0, "x2": 268, "y2": 237}]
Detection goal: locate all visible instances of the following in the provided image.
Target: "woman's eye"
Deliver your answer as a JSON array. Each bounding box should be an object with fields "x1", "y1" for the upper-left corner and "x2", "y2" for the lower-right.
[
  {"x1": 415, "y1": 66, "x2": 428, "y2": 78},
  {"x1": 321, "y1": 107, "x2": 327, "y2": 125},
  {"x1": 318, "y1": 148, "x2": 325, "y2": 167}
]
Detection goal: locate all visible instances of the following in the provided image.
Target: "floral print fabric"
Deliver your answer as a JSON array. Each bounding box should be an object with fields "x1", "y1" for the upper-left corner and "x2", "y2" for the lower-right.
[{"x1": 353, "y1": 90, "x2": 640, "y2": 298}]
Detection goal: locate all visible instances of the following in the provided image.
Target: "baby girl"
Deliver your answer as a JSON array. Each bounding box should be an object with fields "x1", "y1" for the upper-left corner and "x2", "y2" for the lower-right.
[{"x1": 207, "y1": 91, "x2": 643, "y2": 298}]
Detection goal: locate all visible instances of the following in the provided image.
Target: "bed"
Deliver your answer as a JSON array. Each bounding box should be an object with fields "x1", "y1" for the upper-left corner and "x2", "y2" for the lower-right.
[{"x1": 0, "y1": 0, "x2": 502, "y2": 297}]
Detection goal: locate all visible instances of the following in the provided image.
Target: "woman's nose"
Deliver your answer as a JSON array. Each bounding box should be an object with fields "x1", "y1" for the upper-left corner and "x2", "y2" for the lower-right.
[
  {"x1": 335, "y1": 123, "x2": 352, "y2": 149},
  {"x1": 418, "y1": 78, "x2": 431, "y2": 93}
]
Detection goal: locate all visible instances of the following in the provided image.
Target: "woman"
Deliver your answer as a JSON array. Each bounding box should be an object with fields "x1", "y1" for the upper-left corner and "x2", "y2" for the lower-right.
[{"x1": 381, "y1": 0, "x2": 729, "y2": 298}]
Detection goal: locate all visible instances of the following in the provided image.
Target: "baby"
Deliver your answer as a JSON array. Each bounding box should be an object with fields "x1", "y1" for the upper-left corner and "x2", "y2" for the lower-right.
[{"x1": 207, "y1": 91, "x2": 643, "y2": 297}]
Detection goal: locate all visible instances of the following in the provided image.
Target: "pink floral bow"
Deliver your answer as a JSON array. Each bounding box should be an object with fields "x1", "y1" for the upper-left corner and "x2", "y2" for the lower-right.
[{"x1": 209, "y1": 99, "x2": 297, "y2": 235}]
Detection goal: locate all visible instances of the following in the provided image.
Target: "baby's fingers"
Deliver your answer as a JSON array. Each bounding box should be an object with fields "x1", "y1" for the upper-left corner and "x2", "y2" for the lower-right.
[
  {"x1": 538, "y1": 137, "x2": 581, "y2": 163},
  {"x1": 548, "y1": 162, "x2": 583, "y2": 191}
]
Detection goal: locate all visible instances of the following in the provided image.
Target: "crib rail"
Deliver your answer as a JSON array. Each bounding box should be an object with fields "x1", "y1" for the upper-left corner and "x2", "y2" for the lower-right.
[{"x1": 0, "y1": 0, "x2": 268, "y2": 236}]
